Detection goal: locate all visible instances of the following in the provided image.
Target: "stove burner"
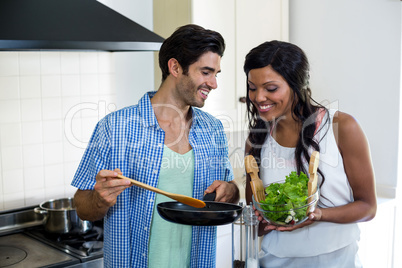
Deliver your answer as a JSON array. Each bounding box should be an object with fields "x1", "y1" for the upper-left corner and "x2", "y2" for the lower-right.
[
  {"x1": 44, "y1": 226, "x2": 103, "y2": 243},
  {"x1": 0, "y1": 246, "x2": 27, "y2": 267},
  {"x1": 25, "y1": 224, "x2": 104, "y2": 260},
  {"x1": 83, "y1": 241, "x2": 104, "y2": 254}
]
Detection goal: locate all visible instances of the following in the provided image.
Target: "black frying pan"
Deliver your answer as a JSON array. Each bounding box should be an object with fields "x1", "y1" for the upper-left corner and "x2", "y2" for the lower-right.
[{"x1": 157, "y1": 193, "x2": 243, "y2": 226}]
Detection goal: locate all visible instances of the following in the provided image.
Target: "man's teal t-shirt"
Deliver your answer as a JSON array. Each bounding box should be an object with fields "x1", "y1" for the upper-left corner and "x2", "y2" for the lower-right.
[{"x1": 148, "y1": 145, "x2": 194, "y2": 268}]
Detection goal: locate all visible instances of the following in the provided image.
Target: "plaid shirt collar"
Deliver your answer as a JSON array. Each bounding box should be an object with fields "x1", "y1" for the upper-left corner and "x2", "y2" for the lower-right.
[{"x1": 138, "y1": 91, "x2": 199, "y2": 129}]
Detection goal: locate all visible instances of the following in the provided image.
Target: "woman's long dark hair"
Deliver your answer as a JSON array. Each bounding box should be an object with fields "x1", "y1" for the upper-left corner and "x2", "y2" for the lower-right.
[{"x1": 244, "y1": 41, "x2": 328, "y2": 183}]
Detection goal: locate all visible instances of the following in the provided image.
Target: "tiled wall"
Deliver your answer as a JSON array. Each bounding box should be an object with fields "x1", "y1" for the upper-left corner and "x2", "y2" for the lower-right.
[{"x1": 0, "y1": 51, "x2": 116, "y2": 210}]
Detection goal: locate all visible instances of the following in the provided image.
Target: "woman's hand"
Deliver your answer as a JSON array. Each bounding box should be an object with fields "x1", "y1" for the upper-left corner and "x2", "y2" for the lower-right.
[
  {"x1": 259, "y1": 207, "x2": 323, "y2": 232},
  {"x1": 254, "y1": 208, "x2": 272, "y2": 236}
]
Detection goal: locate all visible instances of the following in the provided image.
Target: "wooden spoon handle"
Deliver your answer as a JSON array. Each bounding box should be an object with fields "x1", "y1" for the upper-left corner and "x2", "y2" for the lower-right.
[
  {"x1": 245, "y1": 154, "x2": 261, "y2": 182},
  {"x1": 309, "y1": 151, "x2": 320, "y2": 177},
  {"x1": 117, "y1": 174, "x2": 165, "y2": 195},
  {"x1": 244, "y1": 155, "x2": 266, "y2": 202},
  {"x1": 116, "y1": 174, "x2": 206, "y2": 208},
  {"x1": 307, "y1": 151, "x2": 319, "y2": 215},
  {"x1": 308, "y1": 151, "x2": 319, "y2": 196}
]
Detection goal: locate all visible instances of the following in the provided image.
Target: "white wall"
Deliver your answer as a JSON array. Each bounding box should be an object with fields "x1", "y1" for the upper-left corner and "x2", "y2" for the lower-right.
[
  {"x1": 99, "y1": 0, "x2": 156, "y2": 108},
  {"x1": 289, "y1": 1, "x2": 402, "y2": 267},
  {"x1": 0, "y1": 51, "x2": 116, "y2": 209},
  {"x1": 289, "y1": 0, "x2": 402, "y2": 197},
  {"x1": 0, "y1": 1, "x2": 156, "y2": 210}
]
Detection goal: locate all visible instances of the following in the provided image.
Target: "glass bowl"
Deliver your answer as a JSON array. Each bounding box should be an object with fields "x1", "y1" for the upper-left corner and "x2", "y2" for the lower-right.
[{"x1": 253, "y1": 180, "x2": 319, "y2": 227}]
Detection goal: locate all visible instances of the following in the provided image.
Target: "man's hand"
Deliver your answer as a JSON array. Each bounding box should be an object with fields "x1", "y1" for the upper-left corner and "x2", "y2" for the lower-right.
[
  {"x1": 204, "y1": 180, "x2": 240, "y2": 204},
  {"x1": 74, "y1": 168, "x2": 132, "y2": 221},
  {"x1": 93, "y1": 168, "x2": 132, "y2": 207}
]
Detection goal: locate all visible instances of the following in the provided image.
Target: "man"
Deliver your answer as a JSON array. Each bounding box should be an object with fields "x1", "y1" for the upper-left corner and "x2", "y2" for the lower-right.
[{"x1": 72, "y1": 24, "x2": 239, "y2": 267}]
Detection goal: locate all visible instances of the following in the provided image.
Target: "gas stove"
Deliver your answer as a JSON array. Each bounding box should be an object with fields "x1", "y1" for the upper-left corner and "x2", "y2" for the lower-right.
[{"x1": 0, "y1": 205, "x2": 104, "y2": 267}]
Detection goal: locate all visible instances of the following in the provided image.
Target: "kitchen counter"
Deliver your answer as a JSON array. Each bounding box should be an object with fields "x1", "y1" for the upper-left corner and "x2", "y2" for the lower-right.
[
  {"x1": 66, "y1": 258, "x2": 104, "y2": 268},
  {"x1": 0, "y1": 233, "x2": 80, "y2": 267},
  {"x1": 0, "y1": 206, "x2": 104, "y2": 267}
]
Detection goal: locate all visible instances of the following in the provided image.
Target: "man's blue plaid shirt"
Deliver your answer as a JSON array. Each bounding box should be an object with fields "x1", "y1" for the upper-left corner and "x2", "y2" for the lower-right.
[{"x1": 71, "y1": 92, "x2": 234, "y2": 267}]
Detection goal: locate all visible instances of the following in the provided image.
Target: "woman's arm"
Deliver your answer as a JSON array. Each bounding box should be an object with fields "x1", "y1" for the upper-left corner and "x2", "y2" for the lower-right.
[
  {"x1": 277, "y1": 111, "x2": 377, "y2": 232},
  {"x1": 270, "y1": 111, "x2": 377, "y2": 232},
  {"x1": 318, "y1": 111, "x2": 377, "y2": 223}
]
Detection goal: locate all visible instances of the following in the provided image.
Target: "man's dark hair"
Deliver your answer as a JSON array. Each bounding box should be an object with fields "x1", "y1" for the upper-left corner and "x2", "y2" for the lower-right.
[{"x1": 158, "y1": 24, "x2": 225, "y2": 82}]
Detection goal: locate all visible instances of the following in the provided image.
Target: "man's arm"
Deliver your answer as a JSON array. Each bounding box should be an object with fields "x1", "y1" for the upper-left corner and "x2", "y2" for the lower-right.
[
  {"x1": 74, "y1": 169, "x2": 132, "y2": 221},
  {"x1": 74, "y1": 189, "x2": 109, "y2": 221}
]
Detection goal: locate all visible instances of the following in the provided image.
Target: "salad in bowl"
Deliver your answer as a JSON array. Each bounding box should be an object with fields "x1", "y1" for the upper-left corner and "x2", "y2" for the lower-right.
[{"x1": 253, "y1": 171, "x2": 319, "y2": 227}]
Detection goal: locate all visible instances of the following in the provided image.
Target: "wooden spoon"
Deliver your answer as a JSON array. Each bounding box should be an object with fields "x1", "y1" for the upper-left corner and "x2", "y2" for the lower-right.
[
  {"x1": 244, "y1": 155, "x2": 265, "y2": 203},
  {"x1": 116, "y1": 174, "x2": 206, "y2": 208},
  {"x1": 307, "y1": 151, "x2": 319, "y2": 215}
]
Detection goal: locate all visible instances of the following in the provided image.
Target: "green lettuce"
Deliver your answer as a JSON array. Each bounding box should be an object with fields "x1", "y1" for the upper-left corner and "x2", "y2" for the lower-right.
[{"x1": 260, "y1": 171, "x2": 309, "y2": 225}]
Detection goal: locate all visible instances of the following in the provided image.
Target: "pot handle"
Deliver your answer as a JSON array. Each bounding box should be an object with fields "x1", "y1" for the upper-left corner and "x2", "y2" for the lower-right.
[{"x1": 34, "y1": 207, "x2": 48, "y2": 214}]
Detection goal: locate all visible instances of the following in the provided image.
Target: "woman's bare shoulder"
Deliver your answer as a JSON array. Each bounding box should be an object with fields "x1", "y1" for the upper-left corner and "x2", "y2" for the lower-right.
[
  {"x1": 332, "y1": 110, "x2": 366, "y2": 153},
  {"x1": 333, "y1": 111, "x2": 361, "y2": 132}
]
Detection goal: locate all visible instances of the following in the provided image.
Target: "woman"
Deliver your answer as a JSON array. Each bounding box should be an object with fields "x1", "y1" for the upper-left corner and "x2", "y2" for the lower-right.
[{"x1": 244, "y1": 41, "x2": 376, "y2": 267}]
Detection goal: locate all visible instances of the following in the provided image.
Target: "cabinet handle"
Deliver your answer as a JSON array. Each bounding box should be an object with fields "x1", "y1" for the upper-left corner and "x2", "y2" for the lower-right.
[{"x1": 239, "y1": 97, "x2": 246, "y2": 103}]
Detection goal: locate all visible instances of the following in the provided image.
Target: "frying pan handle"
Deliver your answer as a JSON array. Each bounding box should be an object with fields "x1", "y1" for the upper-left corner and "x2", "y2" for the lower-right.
[{"x1": 203, "y1": 192, "x2": 216, "y2": 201}]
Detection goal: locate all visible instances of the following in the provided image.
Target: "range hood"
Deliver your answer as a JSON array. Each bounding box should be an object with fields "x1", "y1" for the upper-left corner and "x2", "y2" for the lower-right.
[{"x1": 0, "y1": 0, "x2": 164, "y2": 51}]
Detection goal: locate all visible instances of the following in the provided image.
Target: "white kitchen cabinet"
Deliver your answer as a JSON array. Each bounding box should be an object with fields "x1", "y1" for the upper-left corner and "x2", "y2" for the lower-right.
[
  {"x1": 234, "y1": 0, "x2": 289, "y2": 108},
  {"x1": 153, "y1": 0, "x2": 289, "y2": 132}
]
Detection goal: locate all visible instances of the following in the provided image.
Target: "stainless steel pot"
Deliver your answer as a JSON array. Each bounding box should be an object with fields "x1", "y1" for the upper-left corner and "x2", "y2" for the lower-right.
[{"x1": 34, "y1": 197, "x2": 93, "y2": 234}]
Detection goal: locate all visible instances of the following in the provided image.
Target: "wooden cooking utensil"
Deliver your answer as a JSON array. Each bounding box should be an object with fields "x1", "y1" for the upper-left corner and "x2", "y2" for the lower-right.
[
  {"x1": 116, "y1": 174, "x2": 206, "y2": 208},
  {"x1": 244, "y1": 155, "x2": 265, "y2": 203},
  {"x1": 307, "y1": 151, "x2": 320, "y2": 215}
]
